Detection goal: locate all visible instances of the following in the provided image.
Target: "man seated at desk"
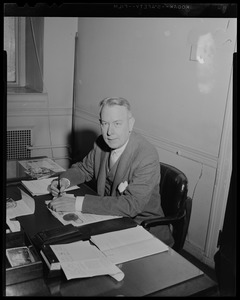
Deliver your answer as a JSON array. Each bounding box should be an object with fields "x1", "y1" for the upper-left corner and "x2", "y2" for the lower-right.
[{"x1": 49, "y1": 97, "x2": 174, "y2": 247}]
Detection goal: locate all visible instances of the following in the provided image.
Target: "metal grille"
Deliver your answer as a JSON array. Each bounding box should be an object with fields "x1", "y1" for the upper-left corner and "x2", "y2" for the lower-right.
[{"x1": 7, "y1": 129, "x2": 32, "y2": 160}]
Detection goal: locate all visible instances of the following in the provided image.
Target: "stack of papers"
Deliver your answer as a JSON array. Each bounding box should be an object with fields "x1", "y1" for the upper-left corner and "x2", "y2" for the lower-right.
[
  {"x1": 50, "y1": 240, "x2": 124, "y2": 281},
  {"x1": 91, "y1": 225, "x2": 169, "y2": 264},
  {"x1": 47, "y1": 225, "x2": 168, "y2": 281},
  {"x1": 21, "y1": 177, "x2": 79, "y2": 196}
]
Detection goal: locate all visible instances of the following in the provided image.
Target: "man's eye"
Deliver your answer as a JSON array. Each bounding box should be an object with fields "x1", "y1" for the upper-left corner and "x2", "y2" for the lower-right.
[{"x1": 114, "y1": 122, "x2": 122, "y2": 127}]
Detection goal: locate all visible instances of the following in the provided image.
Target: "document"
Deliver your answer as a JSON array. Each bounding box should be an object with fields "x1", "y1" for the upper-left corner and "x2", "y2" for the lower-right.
[
  {"x1": 21, "y1": 177, "x2": 79, "y2": 196},
  {"x1": 50, "y1": 240, "x2": 124, "y2": 281},
  {"x1": 46, "y1": 198, "x2": 121, "y2": 227},
  {"x1": 6, "y1": 189, "x2": 35, "y2": 219},
  {"x1": 6, "y1": 218, "x2": 21, "y2": 232},
  {"x1": 91, "y1": 225, "x2": 169, "y2": 264}
]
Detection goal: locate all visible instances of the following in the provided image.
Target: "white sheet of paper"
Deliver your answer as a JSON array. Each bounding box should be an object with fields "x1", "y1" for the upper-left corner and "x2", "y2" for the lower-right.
[
  {"x1": 45, "y1": 199, "x2": 121, "y2": 227},
  {"x1": 91, "y1": 225, "x2": 169, "y2": 264},
  {"x1": 6, "y1": 218, "x2": 21, "y2": 232},
  {"x1": 51, "y1": 240, "x2": 124, "y2": 281},
  {"x1": 21, "y1": 177, "x2": 79, "y2": 196},
  {"x1": 6, "y1": 189, "x2": 35, "y2": 219}
]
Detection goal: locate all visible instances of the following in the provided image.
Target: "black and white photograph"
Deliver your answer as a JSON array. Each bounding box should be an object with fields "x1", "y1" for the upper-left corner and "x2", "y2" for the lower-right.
[{"x1": 3, "y1": 2, "x2": 236, "y2": 297}]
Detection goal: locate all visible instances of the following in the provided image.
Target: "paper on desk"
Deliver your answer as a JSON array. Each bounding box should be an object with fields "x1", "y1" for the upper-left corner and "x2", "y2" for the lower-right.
[
  {"x1": 51, "y1": 240, "x2": 124, "y2": 281},
  {"x1": 6, "y1": 189, "x2": 35, "y2": 219},
  {"x1": 6, "y1": 217, "x2": 21, "y2": 232},
  {"x1": 45, "y1": 197, "x2": 121, "y2": 227},
  {"x1": 21, "y1": 177, "x2": 79, "y2": 196},
  {"x1": 91, "y1": 225, "x2": 169, "y2": 264}
]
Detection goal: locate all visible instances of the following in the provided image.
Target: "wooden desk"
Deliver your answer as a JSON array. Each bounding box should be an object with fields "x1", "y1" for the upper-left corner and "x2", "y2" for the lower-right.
[{"x1": 5, "y1": 168, "x2": 217, "y2": 296}]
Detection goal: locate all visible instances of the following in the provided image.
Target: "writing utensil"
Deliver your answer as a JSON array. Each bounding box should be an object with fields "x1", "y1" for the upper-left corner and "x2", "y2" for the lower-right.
[{"x1": 58, "y1": 177, "x2": 62, "y2": 197}]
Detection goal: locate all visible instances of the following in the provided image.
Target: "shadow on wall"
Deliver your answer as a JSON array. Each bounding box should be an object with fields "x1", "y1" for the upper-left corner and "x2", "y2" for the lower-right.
[
  {"x1": 67, "y1": 129, "x2": 99, "y2": 192},
  {"x1": 70, "y1": 129, "x2": 99, "y2": 163}
]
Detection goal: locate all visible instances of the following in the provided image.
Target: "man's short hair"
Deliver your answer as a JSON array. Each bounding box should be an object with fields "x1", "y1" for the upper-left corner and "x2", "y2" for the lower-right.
[{"x1": 99, "y1": 97, "x2": 131, "y2": 116}]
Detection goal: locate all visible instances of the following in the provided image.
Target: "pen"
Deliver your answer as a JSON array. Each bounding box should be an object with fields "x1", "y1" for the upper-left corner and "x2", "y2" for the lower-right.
[{"x1": 58, "y1": 177, "x2": 62, "y2": 197}]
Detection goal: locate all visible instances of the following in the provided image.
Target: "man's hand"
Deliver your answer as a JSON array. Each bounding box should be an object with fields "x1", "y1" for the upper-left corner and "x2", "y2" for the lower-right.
[
  {"x1": 48, "y1": 194, "x2": 76, "y2": 212},
  {"x1": 50, "y1": 178, "x2": 70, "y2": 197}
]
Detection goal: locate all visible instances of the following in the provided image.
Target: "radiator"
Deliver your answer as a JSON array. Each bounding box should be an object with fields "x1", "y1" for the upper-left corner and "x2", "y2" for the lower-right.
[{"x1": 7, "y1": 129, "x2": 32, "y2": 160}]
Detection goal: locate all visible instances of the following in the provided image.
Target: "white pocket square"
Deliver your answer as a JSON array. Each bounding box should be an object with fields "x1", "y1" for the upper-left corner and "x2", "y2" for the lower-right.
[{"x1": 118, "y1": 181, "x2": 128, "y2": 193}]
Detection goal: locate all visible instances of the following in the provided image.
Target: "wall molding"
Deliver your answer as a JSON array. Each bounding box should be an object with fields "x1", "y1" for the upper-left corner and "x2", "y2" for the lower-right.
[
  {"x1": 7, "y1": 104, "x2": 72, "y2": 118},
  {"x1": 7, "y1": 94, "x2": 73, "y2": 116},
  {"x1": 7, "y1": 108, "x2": 73, "y2": 117},
  {"x1": 75, "y1": 107, "x2": 218, "y2": 168}
]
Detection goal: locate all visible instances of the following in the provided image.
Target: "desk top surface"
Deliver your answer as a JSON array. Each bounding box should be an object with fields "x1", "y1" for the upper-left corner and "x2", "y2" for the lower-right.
[{"x1": 5, "y1": 158, "x2": 217, "y2": 297}]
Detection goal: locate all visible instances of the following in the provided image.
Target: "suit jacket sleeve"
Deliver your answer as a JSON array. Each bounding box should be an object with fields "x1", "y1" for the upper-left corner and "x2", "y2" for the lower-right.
[{"x1": 59, "y1": 144, "x2": 96, "y2": 186}]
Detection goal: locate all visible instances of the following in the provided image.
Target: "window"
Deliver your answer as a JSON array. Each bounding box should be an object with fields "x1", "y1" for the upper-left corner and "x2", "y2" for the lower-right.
[
  {"x1": 4, "y1": 17, "x2": 16, "y2": 83},
  {"x1": 4, "y1": 16, "x2": 44, "y2": 93}
]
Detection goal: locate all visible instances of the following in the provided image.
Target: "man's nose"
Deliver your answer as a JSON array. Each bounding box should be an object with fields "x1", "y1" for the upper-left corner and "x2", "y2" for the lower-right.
[{"x1": 107, "y1": 123, "x2": 114, "y2": 135}]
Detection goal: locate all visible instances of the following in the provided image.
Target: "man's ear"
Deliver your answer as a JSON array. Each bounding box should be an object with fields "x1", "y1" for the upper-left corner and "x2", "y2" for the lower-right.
[{"x1": 129, "y1": 116, "x2": 135, "y2": 132}]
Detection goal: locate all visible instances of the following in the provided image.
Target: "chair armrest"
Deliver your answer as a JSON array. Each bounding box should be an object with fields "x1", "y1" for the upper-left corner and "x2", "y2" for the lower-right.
[{"x1": 141, "y1": 211, "x2": 186, "y2": 229}]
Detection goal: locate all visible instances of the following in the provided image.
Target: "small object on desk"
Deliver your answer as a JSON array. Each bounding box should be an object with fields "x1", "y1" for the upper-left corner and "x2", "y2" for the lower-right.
[
  {"x1": 32, "y1": 224, "x2": 81, "y2": 248},
  {"x1": 6, "y1": 217, "x2": 21, "y2": 233},
  {"x1": 6, "y1": 223, "x2": 11, "y2": 234},
  {"x1": 6, "y1": 230, "x2": 43, "y2": 286},
  {"x1": 6, "y1": 246, "x2": 35, "y2": 267},
  {"x1": 6, "y1": 197, "x2": 17, "y2": 209},
  {"x1": 6, "y1": 189, "x2": 35, "y2": 219},
  {"x1": 40, "y1": 244, "x2": 61, "y2": 271}
]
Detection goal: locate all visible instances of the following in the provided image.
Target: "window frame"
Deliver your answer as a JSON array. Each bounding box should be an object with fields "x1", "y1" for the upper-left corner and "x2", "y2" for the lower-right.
[
  {"x1": 6, "y1": 17, "x2": 26, "y2": 88},
  {"x1": 17, "y1": 17, "x2": 26, "y2": 87},
  {"x1": 6, "y1": 16, "x2": 44, "y2": 93}
]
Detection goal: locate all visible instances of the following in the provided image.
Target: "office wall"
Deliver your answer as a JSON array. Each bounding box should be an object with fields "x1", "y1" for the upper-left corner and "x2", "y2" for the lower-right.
[
  {"x1": 7, "y1": 17, "x2": 78, "y2": 169},
  {"x1": 73, "y1": 18, "x2": 236, "y2": 265}
]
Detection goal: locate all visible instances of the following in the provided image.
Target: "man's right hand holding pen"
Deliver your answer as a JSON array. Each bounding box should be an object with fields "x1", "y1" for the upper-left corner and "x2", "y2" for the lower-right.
[
  {"x1": 49, "y1": 177, "x2": 70, "y2": 198},
  {"x1": 48, "y1": 177, "x2": 77, "y2": 212}
]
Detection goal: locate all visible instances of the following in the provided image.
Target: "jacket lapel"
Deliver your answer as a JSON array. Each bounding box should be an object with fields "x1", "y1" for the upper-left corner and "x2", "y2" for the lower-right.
[
  {"x1": 111, "y1": 136, "x2": 135, "y2": 195},
  {"x1": 97, "y1": 151, "x2": 110, "y2": 196}
]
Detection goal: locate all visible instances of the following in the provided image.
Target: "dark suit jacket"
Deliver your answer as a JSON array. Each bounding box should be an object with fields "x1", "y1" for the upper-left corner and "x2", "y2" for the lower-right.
[{"x1": 60, "y1": 131, "x2": 174, "y2": 246}]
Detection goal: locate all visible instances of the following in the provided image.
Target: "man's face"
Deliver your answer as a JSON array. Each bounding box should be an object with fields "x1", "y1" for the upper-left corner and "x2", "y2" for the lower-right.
[{"x1": 100, "y1": 105, "x2": 135, "y2": 149}]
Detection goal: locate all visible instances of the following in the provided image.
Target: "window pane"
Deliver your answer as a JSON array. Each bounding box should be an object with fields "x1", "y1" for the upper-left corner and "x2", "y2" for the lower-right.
[{"x1": 4, "y1": 17, "x2": 16, "y2": 82}]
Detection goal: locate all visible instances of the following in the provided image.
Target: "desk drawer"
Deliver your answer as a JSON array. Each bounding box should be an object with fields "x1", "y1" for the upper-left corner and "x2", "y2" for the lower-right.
[{"x1": 6, "y1": 231, "x2": 43, "y2": 285}]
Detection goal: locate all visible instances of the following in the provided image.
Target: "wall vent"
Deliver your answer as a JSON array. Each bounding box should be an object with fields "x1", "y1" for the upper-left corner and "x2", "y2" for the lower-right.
[{"x1": 7, "y1": 129, "x2": 32, "y2": 160}]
